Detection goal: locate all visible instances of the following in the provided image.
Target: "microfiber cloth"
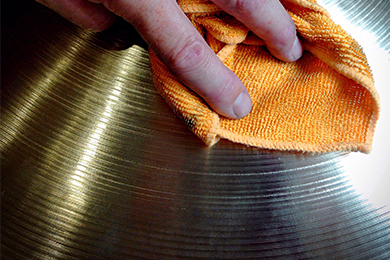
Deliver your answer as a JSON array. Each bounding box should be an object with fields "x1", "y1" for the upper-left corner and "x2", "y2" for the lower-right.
[{"x1": 149, "y1": 0, "x2": 380, "y2": 153}]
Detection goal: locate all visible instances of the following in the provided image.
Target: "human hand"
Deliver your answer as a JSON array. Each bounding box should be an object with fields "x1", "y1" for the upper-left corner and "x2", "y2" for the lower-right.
[{"x1": 36, "y1": 0, "x2": 303, "y2": 119}]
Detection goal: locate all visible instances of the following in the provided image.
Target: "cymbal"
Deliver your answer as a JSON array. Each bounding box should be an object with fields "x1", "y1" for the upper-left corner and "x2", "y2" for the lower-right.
[{"x1": 2, "y1": 0, "x2": 390, "y2": 259}]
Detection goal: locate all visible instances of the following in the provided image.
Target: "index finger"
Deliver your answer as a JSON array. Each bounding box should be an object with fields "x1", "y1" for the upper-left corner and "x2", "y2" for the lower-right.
[{"x1": 98, "y1": 0, "x2": 253, "y2": 118}]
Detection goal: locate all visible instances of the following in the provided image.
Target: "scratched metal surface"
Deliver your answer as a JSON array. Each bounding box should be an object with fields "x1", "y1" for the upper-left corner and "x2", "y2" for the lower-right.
[{"x1": 1, "y1": 0, "x2": 390, "y2": 259}]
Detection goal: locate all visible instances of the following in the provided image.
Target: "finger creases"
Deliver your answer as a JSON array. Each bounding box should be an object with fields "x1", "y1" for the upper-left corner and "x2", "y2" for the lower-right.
[{"x1": 149, "y1": 0, "x2": 379, "y2": 153}]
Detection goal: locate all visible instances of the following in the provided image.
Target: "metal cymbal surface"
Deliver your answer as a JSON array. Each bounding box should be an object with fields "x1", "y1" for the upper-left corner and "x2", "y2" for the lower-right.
[{"x1": 1, "y1": 0, "x2": 390, "y2": 259}]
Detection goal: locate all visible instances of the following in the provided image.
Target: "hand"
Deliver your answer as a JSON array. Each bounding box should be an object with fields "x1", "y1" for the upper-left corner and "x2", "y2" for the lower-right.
[{"x1": 36, "y1": 0, "x2": 303, "y2": 119}]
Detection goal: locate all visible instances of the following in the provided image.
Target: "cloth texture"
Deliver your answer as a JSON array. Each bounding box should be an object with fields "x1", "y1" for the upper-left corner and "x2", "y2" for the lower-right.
[{"x1": 149, "y1": 0, "x2": 380, "y2": 153}]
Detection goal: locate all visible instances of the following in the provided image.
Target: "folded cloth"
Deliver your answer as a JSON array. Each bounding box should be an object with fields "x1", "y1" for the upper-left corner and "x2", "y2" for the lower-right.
[{"x1": 149, "y1": 0, "x2": 380, "y2": 153}]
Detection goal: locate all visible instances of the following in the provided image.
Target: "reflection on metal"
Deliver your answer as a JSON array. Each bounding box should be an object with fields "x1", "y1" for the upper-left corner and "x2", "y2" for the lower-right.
[{"x1": 1, "y1": 0, "x2": 390, "y2": 258}]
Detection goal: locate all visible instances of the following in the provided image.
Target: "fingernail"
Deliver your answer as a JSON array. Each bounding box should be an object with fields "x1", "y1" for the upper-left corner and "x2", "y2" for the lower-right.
[
  {"x1": 291, "y1": 36, "x2": 303, "y2": 61},
  {"x1": 233, "y1": 91, "x2": 252, "y2": 118}
]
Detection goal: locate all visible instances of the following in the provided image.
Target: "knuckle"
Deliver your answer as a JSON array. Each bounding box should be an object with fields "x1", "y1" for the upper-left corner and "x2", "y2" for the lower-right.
[{"x1": 168, "y1": 35, "x2": 209, "y2": 75}]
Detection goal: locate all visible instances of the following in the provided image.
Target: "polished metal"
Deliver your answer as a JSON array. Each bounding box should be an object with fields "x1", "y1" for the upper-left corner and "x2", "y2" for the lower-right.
[{"x1": 1, "y1": 0, "x2": 390, "y2": 259}]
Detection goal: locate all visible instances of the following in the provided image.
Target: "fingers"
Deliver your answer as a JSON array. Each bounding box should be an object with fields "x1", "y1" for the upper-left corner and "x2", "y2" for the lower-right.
[
  {"x1": 97, "y1": 0, "x2": 252, "y2": 118},
  {"x1": 35, "y1": 0, "x2": 116, "y2": 31},
  {"x1": 211, "y1": 0, "x2": 303, "y2": 62}
]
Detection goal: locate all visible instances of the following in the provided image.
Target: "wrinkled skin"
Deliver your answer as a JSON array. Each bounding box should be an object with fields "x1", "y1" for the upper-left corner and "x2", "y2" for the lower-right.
[{"x1": 36, "y1": 0, "x2": 303, "y2": 118}]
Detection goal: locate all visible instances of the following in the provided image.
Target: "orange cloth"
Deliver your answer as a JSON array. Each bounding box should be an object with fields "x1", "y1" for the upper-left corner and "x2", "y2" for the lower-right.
[{"x1": 149, "y1": 0, "x2": 380, "y2": 153}]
